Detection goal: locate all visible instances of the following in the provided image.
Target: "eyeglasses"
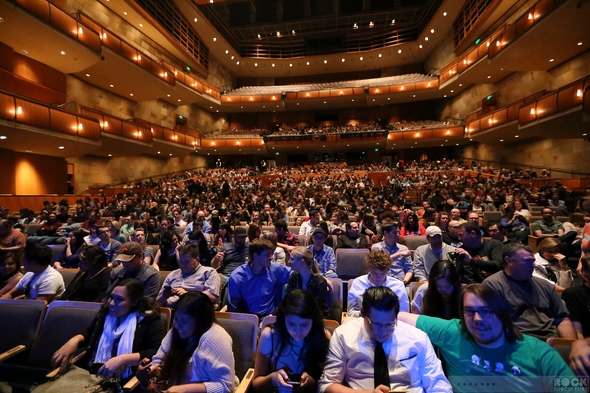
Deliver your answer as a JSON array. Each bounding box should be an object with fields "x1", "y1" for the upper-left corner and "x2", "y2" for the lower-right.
[
  {"x1": 367, "y1": 317, "x2": 396, "y2": 331},
  {"x1": 463, "y1": 307, "x2": 495, "y2": 318}
]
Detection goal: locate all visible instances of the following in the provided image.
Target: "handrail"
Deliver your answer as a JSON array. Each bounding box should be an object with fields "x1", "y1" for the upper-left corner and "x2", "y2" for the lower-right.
[
  {"x1": 78, "y1": 106, "x2": 152, "y2": 144},
  {"x1": 14, "y1": 0, "x2": 101, "y2": 54},
  {"x1": 0, "y1": 90, "x2": 101, "y2": 140},
  {"x1": 460, "y1": 158, "x2": 590, "y2": 178},
  {"x1": 488, "y1": 0, "x2": 564, "y2": 59},
  {"x1": 77, "y1": 13, "x2": 174, "y2": 86},
  {"x1": 466, "y1": 90, "x2": 546, "y2": 135},
  {"x1": 440, "y1": 0, "x2": 563, "y2": 84},
  {"x1": 518, "y1": 75, "x2": 589, "y2": 125}
]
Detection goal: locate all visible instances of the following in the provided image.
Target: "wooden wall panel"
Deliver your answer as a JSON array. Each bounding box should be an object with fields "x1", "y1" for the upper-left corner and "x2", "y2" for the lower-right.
[
  {"x1": 0, "y1": 149, "x2": 16, "y2": 194},
  {"x1": 13, "y1": 152, "x2": 68, "y2": 195}
]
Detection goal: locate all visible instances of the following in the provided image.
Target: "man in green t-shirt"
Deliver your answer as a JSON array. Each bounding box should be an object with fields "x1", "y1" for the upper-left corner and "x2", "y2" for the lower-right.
[{"x1": 398, "y1": 284, "x2": 581, "y2": 393}]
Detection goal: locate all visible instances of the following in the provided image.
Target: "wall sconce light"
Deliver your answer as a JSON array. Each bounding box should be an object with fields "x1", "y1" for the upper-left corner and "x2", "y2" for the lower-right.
[
  {"x1": 78, "y1": 123, "x2": 83, "y2": 131},
  {"x1": 577, "y1": 89, "x2": 582, "y2": 97},
  {"x1": 102, "y1": 32, "x2": 107, "y2": 40},
  {"x1": 530, "y1": 108, "x2": 535, "y2": 115},
  {"x1": 16, "y1": 106, "x2": 23, "y2": 115},
  {"x1": 78, "y1": 27, "x2": 83, "y2": 35}
]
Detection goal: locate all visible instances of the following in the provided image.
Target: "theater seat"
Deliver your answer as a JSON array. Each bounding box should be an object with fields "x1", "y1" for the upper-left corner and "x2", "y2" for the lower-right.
[
  {"x1": 0, "y1": 299, "x2": 47, "y2": 364},
  {"x1": 335, "y1": 249, "x2": 369, "y2": 280}
]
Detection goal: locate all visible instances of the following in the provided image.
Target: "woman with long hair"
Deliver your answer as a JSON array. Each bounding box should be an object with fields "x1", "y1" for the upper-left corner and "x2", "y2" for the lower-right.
[
  {"x1": 48, "y1": 279, "x2": 164, "y2": 385},
  {"x1": 214, "y1": 223, "x2": 234, "y2": 251},
  {"x1": 434, "y1": 212, "x2": 451, "y2": 233},
  {"x1": 253, "y1": 290, "x2": 330, "y2": 392},
  {"x1": 247, "y1": 223, "x2": 262, "y2": 243},
  {"x1": 137, "y1": 292, "x2": 237, "y2": 392},
  {"x1": 153, "y1": 231, "x2": 180, "y2": 271},
  {"x1": 286, "y1": 247, "x2": 330, "y2": 319},
  {"x1": 411, "y1": 260, "x2": 462, "y2": 320},
  {"x1": 0, "y1": 252, "x2": 23, "y2": 296},
  {"x1": 400, "y1": 212, "x2": 426, "y2": 236},
  {"x1": 534, "y1": 237, "x2": 573, "y2": 290}
]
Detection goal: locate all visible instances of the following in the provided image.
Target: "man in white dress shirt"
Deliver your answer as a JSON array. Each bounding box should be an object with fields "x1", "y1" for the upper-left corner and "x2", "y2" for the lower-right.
[{"x1": 318, "y1": 286, "x2": 452, "y2": 393}]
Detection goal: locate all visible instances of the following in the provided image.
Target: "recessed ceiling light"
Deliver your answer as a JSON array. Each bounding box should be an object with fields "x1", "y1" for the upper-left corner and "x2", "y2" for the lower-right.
[
  {"x1": 353, "y1": 23, "x2": 358, "y2": 29},
  {"x1": 178, "y1": 99, "x2": 181, "y2": 102},
  {"x1": 276, "y1": 31, "x2": 280, "y2": 37},
  {"x1": 360, "y1": 57, "x2": 363, "y2": 61},
  {"x1": 500, "y1": 139, "x2": 504, "y2": 142},
  {"x1": 231, "y1": 56, "x2": 234, "y2": 59},
  {"x1": 60, "y1": 50, "x2": 66, "y2": 55},
  {"x1": 169, "y1": 153, "x2": 173, "y2": 156},
  {"x1": 58, "y1": 146, "x2": 65, "y2": 150},
  {"x1": 419, "y1": 45, "x2": 423, "y2": 48},
  {"x1": 425, "y1": 37, "x2": 429, "y2": 41},
  {"x1": 378, "y1": 53, "x2": 382, "y2": 57},
  {"x1": 352, "y1": 99, "x2": 354, "y2": 101},
  {"x1": 324, "y1": 60, "x2": 327, "y2": 64},
  {"x1": 324, "y1": 101, "x2": 326, "y2": 104},
  {"x1": 549, "y1": 58, "x2": 554, "y2": 62},
  {"x1": 272, "y1": 63, "x2": 275, "y2": 67},
  {"x1": 167, "y1": 94, "x2": 170, "y2": 97},
  {"x1": 257, "y1": 34, "x2": 261, "y2": 39},
  {"x1": 398, "y1": 49, "x2": 402, "y2": 54},
  {"x1": 391, "y1": 19, "x2": 395, "y2": 24},
  {"x1": 487, "y1": 75, "x2": 491, "y2": 78},
  {"x1": 22, "y1": 50, "x2": 28, "y2": 54},
  {"x1": 139, "y1": 23, "x2": 143, "y2": 27},
  {"x1": 296, "y1": 103, "x2": 299, "y2": 105},
  {"x1": 225, "y1": 50, "x2": 229, "y2": 54},
  {"x1": 130, "y1": 93, "x2": 133, "y2": 96},
  {"x1": 254, "y1": 63, "x2": 258, "y2": 66},
  {"x1": 459, "y1": 84, "x2": 462, "y2": 86},
  {"x1": 306, "y1": 62, "x2": 310, "y2": 65},
  {"x1": 0, "y1": 136, "x2": 6, "y2": 140},
  {"x1": 236, "y1": 61, "x2": 240, "y2": 65},
  {"x1": 289, "y1": 63, "x2": 292, "y2": 67},
  {"x1": 515, "y1": 135, "x2": 519, "y2": 138},
  {"x1": 109, "y1": 84, "x2": 114, "y2": 88},
  {"x1": 369, "y1": 22, "x2": 374, "y2": 27},
  {"x1": 292, "y1": 30, "x2": 295, "y2": 35},
  {"x1": 342, "y1": 58, "x2": 345, "y2": 62},
  {"x1": 431, "y1": 29, "x2": 435, "y2": 33},
  {"x1": 193, "y1": 17, "x2": 198, "y2": 22},
  {"x1": 213, "y1": 37, "x2": 217, "y2": 41},
  {"x1": 578, "y1": 42, "x2": 583, "y2": 46},
  {"x1": 443, "y1": 12, "x2": 447, "y2": 16},
  {"x1": 108, "y1": 154, "x2": 112, "y2": 157},
  {"x1": 86, "y1": 74, "x2": 90, "y2": 77},
  {"x1": 216, "y1": 110, "x2": 219, "y2": 112},
  {"x1": 444, "y1": 95, "x2": 447, "y2": 97},
  {"x1": 450, "y1": 90, "x2": 454, "y2": 93},
  {"x1": 0, "y1": 17, "x2": 3, "y2": 23}
]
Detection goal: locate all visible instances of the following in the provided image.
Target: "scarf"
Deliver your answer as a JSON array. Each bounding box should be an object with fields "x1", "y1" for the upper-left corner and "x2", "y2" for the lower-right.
[{"x1": 94, "y1": 311, "x2": 139, "y2": 378}]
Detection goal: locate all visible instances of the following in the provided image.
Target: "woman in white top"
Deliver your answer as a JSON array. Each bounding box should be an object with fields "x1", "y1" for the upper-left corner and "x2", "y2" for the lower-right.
[
  {"x1": 138, "y1": 292, "x2": 237, "y2": 392},
  {"x1": 512, "y1": 200, "x2": 531, "y2": 220}
]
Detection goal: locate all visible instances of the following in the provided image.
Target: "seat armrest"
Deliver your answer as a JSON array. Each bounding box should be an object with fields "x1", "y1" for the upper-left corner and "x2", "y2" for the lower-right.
[
  {"x1": 0, "y1": 345, "x2": 26, "y2": 362},
  {"x1": 123, "y1": 376, "x2": 140, "y2": 392},
  {"x1": 235, "y1": 368, "x2": 254, "y2": 393},
  {"x1": 45, "y1": 350, "x2": 87, "y2": 378}
]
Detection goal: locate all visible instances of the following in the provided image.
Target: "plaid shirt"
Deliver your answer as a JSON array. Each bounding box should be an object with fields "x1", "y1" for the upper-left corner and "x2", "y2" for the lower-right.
[{"x1": 279, "y1": 230, "x2": 299, "y2": 246}]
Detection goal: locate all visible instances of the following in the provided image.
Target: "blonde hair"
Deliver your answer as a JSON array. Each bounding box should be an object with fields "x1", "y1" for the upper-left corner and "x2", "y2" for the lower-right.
[{"x1": 291, "y1": 246, "x2": 319, "y2": 274}]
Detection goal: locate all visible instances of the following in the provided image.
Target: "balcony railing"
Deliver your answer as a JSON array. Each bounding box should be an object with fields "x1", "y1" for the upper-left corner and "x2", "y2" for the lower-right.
[
  {"x1": 0, "y1": 91, "x2": 101, "y2": 139},
  {"x1": 14, "y1": 0, "x2": 101, "y2": 53},
  {"x1": 79, "y1": 106, "x2": 152, "y2": 143}
]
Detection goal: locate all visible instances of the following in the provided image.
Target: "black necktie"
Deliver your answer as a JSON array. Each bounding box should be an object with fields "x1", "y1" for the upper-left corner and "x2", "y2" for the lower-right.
[{"x1": 374, "y1": 341, "x2": 389, "y2": 388}]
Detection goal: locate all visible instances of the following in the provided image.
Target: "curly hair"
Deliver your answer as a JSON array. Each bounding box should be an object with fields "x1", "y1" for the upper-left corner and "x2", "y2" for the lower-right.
[{"x1": 365, "y1": 249, "x2": 392, "y2": 271}]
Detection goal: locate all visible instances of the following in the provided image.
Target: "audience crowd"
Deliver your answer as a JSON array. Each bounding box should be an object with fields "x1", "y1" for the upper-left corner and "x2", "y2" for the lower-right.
[{"x1": 1, "y1": 158, "x2": 590, "y2": 392}]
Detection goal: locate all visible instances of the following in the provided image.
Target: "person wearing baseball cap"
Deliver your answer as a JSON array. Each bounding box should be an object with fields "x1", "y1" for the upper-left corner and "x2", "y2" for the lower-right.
[
  {"x1": 107, "y1": 241, "x2": 159, "y2": 298},
  {"x1": 413, "y1": 226, "x2": 458, "y2": 283},
  {"x1": 307, "y1": 228, "x2": 337, "y2": 277}
]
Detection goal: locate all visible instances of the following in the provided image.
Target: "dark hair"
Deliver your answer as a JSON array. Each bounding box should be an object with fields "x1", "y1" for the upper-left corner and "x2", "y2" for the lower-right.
[
  {"x1": 580, "y1": 254, "x2": 590, "y2": 273},
  {"x1": 272, "y1": 290, "x2": 329, "y2": 381},
  {"x1": 101, "y1": 279, "x2": 158, "y2": 319},
  {"x1": 361, "y1": 286, "x2": 400, "y2": 317},
  {"x1": 404, "y1": 212, "x2": 419, "y2": 232},
  {"x1": 382, "y1": 221, "x2": 400, "y2": 233},
  {"x1": 247, "y1": 223, "x2": 261, "y2": 242},
  {"x1": 459, "y1": 284, "x2": 522, "y2": 342},
  {"x1": 79, "y1": 245, "x2": 107, "y2": 268},
  {"x1": 0, "y1": 252, "x2": 22, "y2": 280},
  {"x1": 501, "y1": 243, "x2": 533, "y2": 265},
  {"x1": 178, "y1": 244, "x2": 200, "y2": 259},
  {"x1": 159, "y1": 292, "x2": 215, "y2": 384},
  {"x1": 274, "y1": 219, "x2": 288, "y2": 231},
  {"x1": 459, "y1": 221, "x2": 480, "y2": 236},
  {"x1": 248, "y1": 238, "x2": 273, "y2": 260},
  {"x1": 160, "y1": 230, "x2": 179, "y2": 251},
  {"x1": 24, "y1": 243, "x2": 52, "y2": 267},
  {"x1": 421, "y1": 261, "x2": 461, "y2": 319}
]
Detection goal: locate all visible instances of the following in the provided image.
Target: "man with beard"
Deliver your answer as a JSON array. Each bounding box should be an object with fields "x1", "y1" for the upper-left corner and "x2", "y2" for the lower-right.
[{"x1": 398, "y1": 284, "x2": 578, "y2": 393}]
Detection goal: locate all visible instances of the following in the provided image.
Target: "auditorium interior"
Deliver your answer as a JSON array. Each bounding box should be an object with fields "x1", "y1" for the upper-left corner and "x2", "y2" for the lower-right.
[{"x1": 0, "y1": 0, "x2": 589, "y2": 199}]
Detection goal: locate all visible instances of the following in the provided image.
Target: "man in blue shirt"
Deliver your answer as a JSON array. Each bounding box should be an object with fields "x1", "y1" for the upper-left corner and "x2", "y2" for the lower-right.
[
  {"x1": 227, "y1": 238, "x2": 291, "y2": 318},
  {"x1": 371, "y1": 220, "x2": 413, "y2": 284}
]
